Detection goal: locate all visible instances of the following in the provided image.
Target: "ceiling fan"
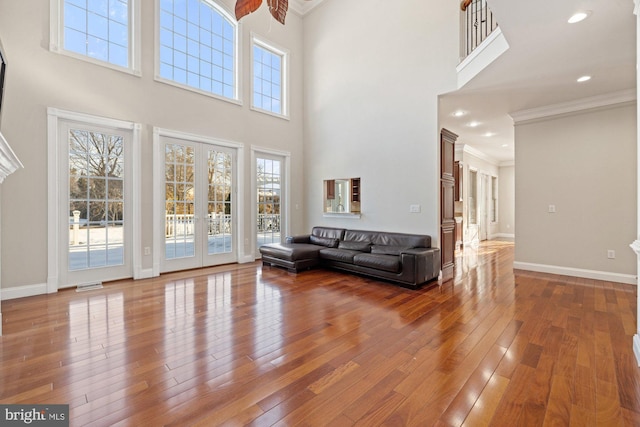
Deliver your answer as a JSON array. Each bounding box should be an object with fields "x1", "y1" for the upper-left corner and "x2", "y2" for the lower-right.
[{"x1": 235, "y1": 0, "x2": 313, "y2": 25}]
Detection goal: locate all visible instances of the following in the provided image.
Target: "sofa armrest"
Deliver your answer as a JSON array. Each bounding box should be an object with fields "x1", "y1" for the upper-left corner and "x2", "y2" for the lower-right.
[
  {"x1": 400, "y1": 247, "x2": 441, "y2": 283},
  {"x1": 285, "y1": 234, "x2": 311, "y2": 244}
]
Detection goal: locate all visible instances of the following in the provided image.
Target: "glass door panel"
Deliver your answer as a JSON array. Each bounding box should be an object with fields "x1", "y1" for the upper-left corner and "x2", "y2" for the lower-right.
[
  {"x1": 256, "y1": 156, "x2": 282, "y2": 248},
  {"x1": 165, "y1": 143, "x2": 196, "y2": 261},
  {"x1": 206, "y1": 149, "x2": 233, "y2": 256}
]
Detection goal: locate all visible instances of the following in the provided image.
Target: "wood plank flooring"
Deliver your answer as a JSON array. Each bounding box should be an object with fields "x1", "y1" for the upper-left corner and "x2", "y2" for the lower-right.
[{"x1": 1, "y1": 241, "x2": 639, "y2": 426}]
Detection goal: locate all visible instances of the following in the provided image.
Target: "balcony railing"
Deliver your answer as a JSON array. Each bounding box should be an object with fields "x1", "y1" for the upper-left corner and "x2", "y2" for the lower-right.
[
  {"x1": 461, "y1": 0, "x2": 498, "y2": 58},
  {"x1": 164, "y1": 213, "x2": 280, "y2": 237}
]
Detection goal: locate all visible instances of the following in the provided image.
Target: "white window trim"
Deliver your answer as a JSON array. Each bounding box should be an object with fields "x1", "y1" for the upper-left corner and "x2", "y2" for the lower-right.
[
  {"x1": 251, "y1": 146, "x2": 291, "y2": 258},
  {"x1": 153, "y1": 0, "x2": 243, "y2": 105},
  {"x1": 50, "y1": 0, "x2": 142, "y2": 76},
  {"x1": 152, "y1": 127, "x2": 247, "y2": 275},
  {"x1": 250, "y1": 32, "x2": 290, "y2": 120},
  {"x1": 47, "y1": 107, "x2": 142, "y2": 293}
]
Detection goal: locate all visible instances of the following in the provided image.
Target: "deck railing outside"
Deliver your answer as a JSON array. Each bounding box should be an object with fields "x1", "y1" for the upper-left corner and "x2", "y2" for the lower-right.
[
  {"x1": 165, "y1": 213, "x2": 280, "y2": 237},
  {"x1": 461, "y1": 0, "x2": 498, "y2": 58}
]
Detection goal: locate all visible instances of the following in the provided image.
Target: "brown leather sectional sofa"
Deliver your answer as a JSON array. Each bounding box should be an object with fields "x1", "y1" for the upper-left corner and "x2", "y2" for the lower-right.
[{"x1": 259, "y1": 226, "x2": 441, "y2": 289}]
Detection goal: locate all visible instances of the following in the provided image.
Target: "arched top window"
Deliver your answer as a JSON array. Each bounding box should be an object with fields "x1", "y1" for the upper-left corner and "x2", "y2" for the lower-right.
[{"x1": 157, "y1": 0, "x2": 239, "y2": 102}]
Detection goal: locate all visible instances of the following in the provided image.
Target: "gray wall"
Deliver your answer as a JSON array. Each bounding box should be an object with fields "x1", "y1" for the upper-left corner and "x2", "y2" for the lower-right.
[
  {"x1": 0, "y1": 1, "x2": 305, "y2": 290},
  {"x1": 302, "y1": 0, "x2": 460, "y2": 237},
  {"x1": 515, "y1": 103, "x2": 637, "y2": 277}
]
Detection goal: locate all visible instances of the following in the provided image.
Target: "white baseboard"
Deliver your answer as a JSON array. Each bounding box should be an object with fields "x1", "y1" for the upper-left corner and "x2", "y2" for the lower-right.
[
  {"x1": 513, "y1": 261, "x2": 637, "y2": 285},
  {"x1": 238, "y1": 254, "x2": 256, "y2": 264},
  {"x1": 2, "y1": 282, "x2": 49, "y2": 301},
  {"x1": 135, "y1": 268, "x2": 155, "y2": 280},
  {"x1": 491, "y1": 233, "x2": 515, "y2": 239}
]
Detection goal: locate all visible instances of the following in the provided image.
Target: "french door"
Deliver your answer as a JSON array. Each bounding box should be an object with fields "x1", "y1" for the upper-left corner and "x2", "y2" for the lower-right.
[
  {"x1": 55, "y1": 118, "x2": 134, "y2": 288},
  {"x1": 158, "y1": 134, "x2": 237, "y2": 273}
]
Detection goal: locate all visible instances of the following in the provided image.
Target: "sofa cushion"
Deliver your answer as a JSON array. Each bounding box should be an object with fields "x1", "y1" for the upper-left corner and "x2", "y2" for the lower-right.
[
  {"x1": 259, "y1": 243, "x2": 322, "y2": 261},
  {"x1": 353, "y1": 253, "x2": 401, "y2": 273},
  {"x1": 344, "y1": 229, "x2": 430, "y2": 248},
  {"x1": 311, "y1": 226, "x2": 346, "y2": 240},
  {"x1": 310, "y1": 235, "x2": 339, "y2": 247},
  {"x1": 338, "y1": 240, "x2": 371, "y2": 252},
  {"x1": 370, "y1": 245, "x2": 411, "y2": 256},
  {"x1": 319, "y1": 248, "x2": 359, "y2": 263}
]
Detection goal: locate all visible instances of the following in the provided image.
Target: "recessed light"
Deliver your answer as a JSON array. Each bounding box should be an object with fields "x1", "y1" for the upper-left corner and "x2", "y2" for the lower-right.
[
  {"x1": 452, "y1": 110, "x2": 467, "y2": 117},
  {"x1": 568, "y1": 11, "x2": 591, "y2": 24},
  {"x1": 468, "y1": 121, "x2": 481, "y2": 128},
  {"x1": 483, "y1": 132, "x2": 495, "y2": 137},
  {"x1": 577, "y1": 75, "x2": 591, "y2": 83},
  {"x1": 501, "y1": 144, "x2": 509, "y2": 148}
]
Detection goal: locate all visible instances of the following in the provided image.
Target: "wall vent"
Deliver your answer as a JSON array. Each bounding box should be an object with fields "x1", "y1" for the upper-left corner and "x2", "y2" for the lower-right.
[{"x1": 76, "y1": 282, "x2": 103, "y2": 292}]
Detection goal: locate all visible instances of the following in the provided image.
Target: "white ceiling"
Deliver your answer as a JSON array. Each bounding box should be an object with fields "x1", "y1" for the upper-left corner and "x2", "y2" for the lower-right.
[{"x1": 439, "y1": 0, "x2": 636, "y2": 164}]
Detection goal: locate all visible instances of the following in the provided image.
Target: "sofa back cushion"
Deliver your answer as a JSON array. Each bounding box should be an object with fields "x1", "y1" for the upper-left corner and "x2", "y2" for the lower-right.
[
  {"x1": 310, "y1": 235, "x2": 339, "y2": 248},
  {"x1": 311, "y1": 226, "x2": 346, "y2": 240},
  {"x1": 343, "y1": 229, "x2": 431, "y2": 248}
]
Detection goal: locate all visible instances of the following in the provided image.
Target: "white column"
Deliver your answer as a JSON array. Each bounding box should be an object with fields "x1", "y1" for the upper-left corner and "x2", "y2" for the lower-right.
[{"x1": 632, "y1": 0, "x2": 640, "y2": 366}]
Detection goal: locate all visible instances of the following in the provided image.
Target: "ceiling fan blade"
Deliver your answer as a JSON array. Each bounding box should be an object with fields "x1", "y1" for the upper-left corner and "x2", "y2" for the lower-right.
[
  {"x1": 267, "y1": 0, "x2": 288, "y2": 25},
  {"x1": 235, "y1": 0, "x2": 263, "y2": 21}
]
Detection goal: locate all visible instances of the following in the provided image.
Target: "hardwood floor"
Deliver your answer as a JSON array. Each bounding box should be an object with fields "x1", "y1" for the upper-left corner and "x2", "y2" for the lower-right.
[{"x1": 1, "y1": 241, "x2": 639, "y2": 426}]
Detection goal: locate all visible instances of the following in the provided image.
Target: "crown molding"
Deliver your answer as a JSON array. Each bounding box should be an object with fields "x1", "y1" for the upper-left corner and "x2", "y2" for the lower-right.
[
  {"x1": 289, "y1": 0, "x2": 325, "y2": 16},
  {"x1": 456, "y1": 143, "x2": 500, "y2": 166},
  {"x1": 634, "y1": 0, "x2": 639, "y2": 16},
  {"x1": 510, "y1": 89, "x2": 637, "y2": 124}
]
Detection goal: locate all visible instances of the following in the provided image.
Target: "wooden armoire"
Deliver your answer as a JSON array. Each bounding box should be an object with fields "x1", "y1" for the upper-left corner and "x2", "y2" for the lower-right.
[{"x1": 440, "y1": 128, "x2": 458, "y2": 281}]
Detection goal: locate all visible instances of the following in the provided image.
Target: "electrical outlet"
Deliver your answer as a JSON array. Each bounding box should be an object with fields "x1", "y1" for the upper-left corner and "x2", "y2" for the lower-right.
[
  {"x1": 548, "y1": 204, "x2": 556, "y2": 213},
  {"x1": 607, "y1": 250, "x2": 615, "y2": 259},
  {"x1": 409, "y1": 204, "x2": 421, "y2": 213},
  {"x1": 144, "y1": 246, "x2": 151, "y2": 255}
]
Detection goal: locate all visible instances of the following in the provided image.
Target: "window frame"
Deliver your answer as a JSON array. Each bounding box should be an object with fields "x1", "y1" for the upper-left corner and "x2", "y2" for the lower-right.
[
  {"x1": 250, "y1": 33, "x2": 289, "y2": 119},
  {"x1": 154, "y1": 0, "x2": 242, "y2": 105},
  {"x1": 50, "y1": 0, "x2": 142, "y2": 76}
]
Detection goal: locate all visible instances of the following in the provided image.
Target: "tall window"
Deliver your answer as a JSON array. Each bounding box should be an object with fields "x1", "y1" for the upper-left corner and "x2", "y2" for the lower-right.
[
  {"x1": 252, "y1": 35, "x2": 288, "y2": 117},
  {"x1": 158, "y1": 0, "x2": 238, "y2": 101},
  {"x1": 53, "y1": 0, "x2": 137, "y2": 71},
  {"x1": 468, "y1": 169, "x2": 477, "y2": 225},
  {"x1": 256, "y1": 157, "x2": 281, "y2": 246},
  {"x1": 491, "y1": 176, "x2": 498, "y2": 223}
]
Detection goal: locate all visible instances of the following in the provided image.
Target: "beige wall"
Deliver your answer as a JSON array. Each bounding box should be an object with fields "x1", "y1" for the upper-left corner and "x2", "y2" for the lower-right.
[
  {"x1": 515, "y1": 103, "x2": 637, "y2": 278},
  {"x1": 0, "y1": 1, "x2": 305, "y2": 290},
  {"x1": 302, "y1": 0, "x2": 460, "y2": 237}
]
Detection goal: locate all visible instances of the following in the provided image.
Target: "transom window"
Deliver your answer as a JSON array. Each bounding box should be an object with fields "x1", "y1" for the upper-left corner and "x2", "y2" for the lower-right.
[
  {"x1": 53, "y1": 0, "x2": 137, "y2": 72},
  {"x1": 251, "y1": 35, "x2": 288, "y2": 117},
  {"x1": 158, "y1": 0, "x2": 238, "y2": 101}
]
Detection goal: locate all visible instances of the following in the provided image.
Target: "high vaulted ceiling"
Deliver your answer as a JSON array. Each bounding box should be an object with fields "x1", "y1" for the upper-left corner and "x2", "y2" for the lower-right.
[
  {"x1": 295, "y1": 1, "x2": 636, "y2": 164},
  {"x1": 439, "y1": 0, "x2": 636, "y2": 163}
]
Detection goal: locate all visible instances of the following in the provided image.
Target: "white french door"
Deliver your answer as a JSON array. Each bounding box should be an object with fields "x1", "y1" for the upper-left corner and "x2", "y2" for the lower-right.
[
  {"x1": 158, "y1": 134, "x2": 237, "y2": 273},
  {"x1": 54, "y1": 118, "x2": 135, "y2": 288}
]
